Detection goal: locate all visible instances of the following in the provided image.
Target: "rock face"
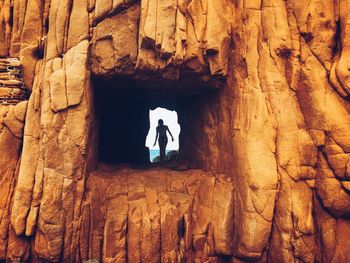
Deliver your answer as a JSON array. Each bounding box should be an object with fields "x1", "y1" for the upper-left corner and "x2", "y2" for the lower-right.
[
  {"x1": 1, "y1": 0, "x2": 350, "y2": 262},
  {"x1": 81, "y1": 165, "x2": 234, "y2": 263}
]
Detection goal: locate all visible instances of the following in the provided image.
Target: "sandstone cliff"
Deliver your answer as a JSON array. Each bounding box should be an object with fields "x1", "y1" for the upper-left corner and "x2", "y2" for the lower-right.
[{"x1": 1, "y1": 0, "x2": 350, "y2": 262}]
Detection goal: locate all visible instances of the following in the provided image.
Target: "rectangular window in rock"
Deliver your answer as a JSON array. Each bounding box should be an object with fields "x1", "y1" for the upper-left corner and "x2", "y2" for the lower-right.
[{"x1": 93, "y1": 76, "x2": 216, "y2": 168}]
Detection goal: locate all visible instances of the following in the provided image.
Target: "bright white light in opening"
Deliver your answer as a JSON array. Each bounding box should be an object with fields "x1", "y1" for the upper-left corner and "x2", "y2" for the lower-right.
[{"x1": 145, "y1": 107, "x2": 180, "y2": 150}]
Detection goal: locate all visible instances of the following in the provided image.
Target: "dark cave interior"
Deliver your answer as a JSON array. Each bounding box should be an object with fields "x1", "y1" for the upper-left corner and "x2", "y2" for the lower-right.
[{"x1": 93, "y1": 76, "x2": 218, "y2": 166}]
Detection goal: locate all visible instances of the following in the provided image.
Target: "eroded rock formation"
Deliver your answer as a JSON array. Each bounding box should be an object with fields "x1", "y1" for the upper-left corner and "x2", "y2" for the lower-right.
[{"x1": 1, "y1": 0, "x2": 350, "y2": 262}]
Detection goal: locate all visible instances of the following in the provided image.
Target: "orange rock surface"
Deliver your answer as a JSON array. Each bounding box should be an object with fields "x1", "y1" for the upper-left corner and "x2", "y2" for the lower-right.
[{"x1": 1, "y1": 0, "x2": 350, "y2": 262}]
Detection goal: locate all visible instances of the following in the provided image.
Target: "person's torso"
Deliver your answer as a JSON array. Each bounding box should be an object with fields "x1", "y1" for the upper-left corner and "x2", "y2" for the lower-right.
[{"x1": 157, "y1": 125, "x2": 167, "y2": 137}]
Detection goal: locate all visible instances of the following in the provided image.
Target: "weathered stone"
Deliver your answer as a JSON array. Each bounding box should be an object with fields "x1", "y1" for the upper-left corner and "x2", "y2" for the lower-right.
[
  {"x1": 1, "y1": 0, "x2": 350, "y2": 262},
  {"x1": 91, "y1": 3, "x2": 140, "y2": 76}
]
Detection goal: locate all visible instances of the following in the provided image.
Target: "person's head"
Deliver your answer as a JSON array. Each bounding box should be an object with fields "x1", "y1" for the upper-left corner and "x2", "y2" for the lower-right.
[{"x1": 158, "y1": 119, "x2": 164, "y2": 126}]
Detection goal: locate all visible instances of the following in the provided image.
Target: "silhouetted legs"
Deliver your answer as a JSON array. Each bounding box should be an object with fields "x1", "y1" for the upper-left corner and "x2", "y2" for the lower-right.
[{"x1": 159, "y1": 136, "x2": 168, "y2": 162}]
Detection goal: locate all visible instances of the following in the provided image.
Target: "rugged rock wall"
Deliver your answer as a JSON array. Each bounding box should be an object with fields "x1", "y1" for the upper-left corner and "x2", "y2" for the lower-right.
[
  {"x1": 1, "y1": 0, "x2": 350, "y2": 262},
  {"x1": 80, "y1": 165, "x2": 234, "y2": 262}
]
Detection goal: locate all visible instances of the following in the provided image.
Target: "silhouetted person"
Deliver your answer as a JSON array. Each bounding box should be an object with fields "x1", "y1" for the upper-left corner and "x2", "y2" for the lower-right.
[{"x1": 153, "y1": 119, "x2": 174, "y2": 162}]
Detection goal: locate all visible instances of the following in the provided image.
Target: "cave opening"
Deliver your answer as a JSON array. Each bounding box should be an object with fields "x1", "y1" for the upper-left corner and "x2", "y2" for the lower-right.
[
  {"x1": 93, "y1": 75, "x2": 216, "y2": 168},
  {"x1": 145, "y1": 107, "x2": 181, "y2": 163}
]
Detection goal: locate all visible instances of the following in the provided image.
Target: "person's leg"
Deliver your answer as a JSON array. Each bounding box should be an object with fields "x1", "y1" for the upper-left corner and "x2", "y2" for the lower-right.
[
  {"x1": 164, "y1": 137, "x2": 168, "y2": 158},
  {"x1": 159, "y1": 137, "x2": 166, "y2": 162},
  {"x1": 162, "y1": 137, "x2": 168, "y2": 162}
]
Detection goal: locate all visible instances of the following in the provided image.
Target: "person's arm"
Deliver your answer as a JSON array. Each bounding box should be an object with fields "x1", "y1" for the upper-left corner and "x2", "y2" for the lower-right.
[
  {"x1": 153, "y1": 128, "x2": 159, "y2": 146},
  {"x1": 166, "y1": 126, "x2": 174, "y2": 142}
]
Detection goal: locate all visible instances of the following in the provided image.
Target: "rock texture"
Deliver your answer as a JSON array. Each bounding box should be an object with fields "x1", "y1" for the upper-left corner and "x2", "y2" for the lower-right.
[
  {"x1": 0, "y1": 58, "x2": 28, "y2": 104},
  {"x1": 80, "y1": 165, "x2": 234, "y2": 263},
  {"x1": 90, "y1": 0, "x2": 231, "y2": 87},
  {"x1": 1, "y1": 0, "x2": 350, "y2": 262}
]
